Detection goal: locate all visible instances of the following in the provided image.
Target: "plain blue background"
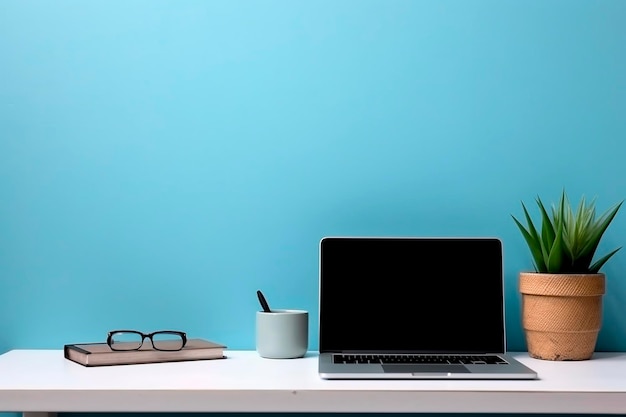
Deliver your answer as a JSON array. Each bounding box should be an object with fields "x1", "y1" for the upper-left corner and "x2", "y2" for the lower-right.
[{"x1": 2, "y1": 0, "x2": 626, "y2": 368}]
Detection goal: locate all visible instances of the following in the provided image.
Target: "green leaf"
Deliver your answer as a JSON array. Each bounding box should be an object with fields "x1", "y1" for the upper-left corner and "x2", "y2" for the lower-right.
[
  {"x1": 580, "y1": 201, "x2": 623, "y2": 257},
  {"x1": 512, "y1": 214, "x2": 546, "y2": 272},
  {"x1": 589, "y1": 247, "x2": 622, "y2": 273},
  {"x1": 536, "y1": 196, "x2": 556, "y2": 259},
  {"x1": 546, "y1": 219, "x2": 564, "y2": 272}
]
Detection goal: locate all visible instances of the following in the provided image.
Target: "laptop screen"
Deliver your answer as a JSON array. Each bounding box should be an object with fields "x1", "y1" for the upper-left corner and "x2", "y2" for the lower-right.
[{"x1": 319, "y1": 237, "x2": 506, "y2": 354}]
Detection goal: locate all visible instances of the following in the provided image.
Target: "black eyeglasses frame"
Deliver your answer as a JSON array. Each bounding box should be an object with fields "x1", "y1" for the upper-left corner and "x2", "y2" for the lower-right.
[{"x1": 106, "y1": 329, "x2": 188, "y2": 352}]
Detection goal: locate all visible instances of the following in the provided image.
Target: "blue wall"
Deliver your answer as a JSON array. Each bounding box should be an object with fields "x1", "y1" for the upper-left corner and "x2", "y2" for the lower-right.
[{"x1": 2, "y1": 0, "x2": 626, "y2": 358}]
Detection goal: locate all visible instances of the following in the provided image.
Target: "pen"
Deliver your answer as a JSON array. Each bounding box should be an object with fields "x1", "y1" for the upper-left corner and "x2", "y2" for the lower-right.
[{"x1": 256, "y1": 290, "x2": 272, "y2": 312}]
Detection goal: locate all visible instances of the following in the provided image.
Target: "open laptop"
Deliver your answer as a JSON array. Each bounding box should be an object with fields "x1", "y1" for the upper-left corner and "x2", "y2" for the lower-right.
[{"x1": 318, "y1": 236, "x2": 537, "y2": 380}]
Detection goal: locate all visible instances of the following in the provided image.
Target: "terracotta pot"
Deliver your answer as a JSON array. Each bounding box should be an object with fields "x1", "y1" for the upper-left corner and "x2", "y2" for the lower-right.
[{"x1": 519, "y1": 272, "x2": 605, "y2": 361}]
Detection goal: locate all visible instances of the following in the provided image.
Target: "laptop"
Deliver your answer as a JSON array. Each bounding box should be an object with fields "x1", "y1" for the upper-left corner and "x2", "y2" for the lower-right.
[{"x1": 318, "y1": 236, "x2": 538, "y2": 380}]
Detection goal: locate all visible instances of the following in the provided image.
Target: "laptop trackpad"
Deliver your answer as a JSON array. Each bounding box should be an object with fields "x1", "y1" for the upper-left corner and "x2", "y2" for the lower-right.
[{"x1": 382, "y1": 364, "x2": 470, "y2": 374}]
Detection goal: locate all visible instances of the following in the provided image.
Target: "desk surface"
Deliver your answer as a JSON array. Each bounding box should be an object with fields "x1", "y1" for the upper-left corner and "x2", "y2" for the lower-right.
[{"x1": 1, "y1": 350, "x2": 626, "y2": 414}]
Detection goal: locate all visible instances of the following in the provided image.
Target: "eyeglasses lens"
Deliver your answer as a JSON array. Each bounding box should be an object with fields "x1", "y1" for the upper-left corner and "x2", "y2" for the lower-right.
[
  {"x1": 110, "y1": 331, "x2": 143, "y2": 350},
  {"x1": 152, "y1": 332, "x2": 185, "y2": 351}
]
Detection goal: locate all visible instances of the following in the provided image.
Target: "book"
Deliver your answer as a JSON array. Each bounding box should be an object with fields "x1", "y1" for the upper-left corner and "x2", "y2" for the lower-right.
[{"x1": 64, "y1": 338, "x2": 227, "y2": 367}]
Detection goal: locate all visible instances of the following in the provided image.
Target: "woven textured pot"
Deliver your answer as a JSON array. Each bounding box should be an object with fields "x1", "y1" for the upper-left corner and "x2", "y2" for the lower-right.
[{"x1": 519, "y1": 272, "x2": 605, "y2": 361}]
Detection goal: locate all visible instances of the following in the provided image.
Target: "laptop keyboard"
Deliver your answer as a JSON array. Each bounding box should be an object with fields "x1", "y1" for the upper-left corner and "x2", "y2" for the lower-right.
[{"x1": 333, "y1": 354, "x2": 508, "y2": 365}]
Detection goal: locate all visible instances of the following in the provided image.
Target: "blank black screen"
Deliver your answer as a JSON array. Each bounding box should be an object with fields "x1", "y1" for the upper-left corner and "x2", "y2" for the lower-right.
[{"x1": 319, "y1": 237, "x2": 505, "y2": 353}]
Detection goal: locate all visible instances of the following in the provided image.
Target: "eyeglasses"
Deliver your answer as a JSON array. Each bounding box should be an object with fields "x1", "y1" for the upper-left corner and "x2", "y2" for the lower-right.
[{"x1": 106, "y1": 330, "x2": 187, "y2": 351}]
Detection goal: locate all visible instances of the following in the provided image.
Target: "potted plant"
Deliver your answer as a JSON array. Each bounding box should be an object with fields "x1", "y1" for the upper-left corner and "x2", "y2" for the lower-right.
[{"x1": 512, "y1": 190, "x2": 622, "y2": 360}]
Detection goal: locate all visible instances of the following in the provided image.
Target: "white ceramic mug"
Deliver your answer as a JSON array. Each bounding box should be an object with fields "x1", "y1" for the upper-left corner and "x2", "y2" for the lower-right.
[{"x1": 256, "y1": 309, "x2": 308, "y2": 359}]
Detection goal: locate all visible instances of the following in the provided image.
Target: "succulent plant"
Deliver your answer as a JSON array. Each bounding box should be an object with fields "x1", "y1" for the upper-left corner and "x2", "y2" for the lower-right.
[{"x1": 512, "y1": 191, "x2": 623, "y2": 274}]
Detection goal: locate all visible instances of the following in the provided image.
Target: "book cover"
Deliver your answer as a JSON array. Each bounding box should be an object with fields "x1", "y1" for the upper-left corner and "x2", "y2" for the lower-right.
[{"x1": 64, "y1": 338, "x2": 227, "y2": 367}]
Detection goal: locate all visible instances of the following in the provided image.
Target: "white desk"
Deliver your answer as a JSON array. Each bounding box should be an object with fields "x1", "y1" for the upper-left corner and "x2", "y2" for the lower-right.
[{"x1": 1, "y1": 350, "x2": 626, "y2": 415}]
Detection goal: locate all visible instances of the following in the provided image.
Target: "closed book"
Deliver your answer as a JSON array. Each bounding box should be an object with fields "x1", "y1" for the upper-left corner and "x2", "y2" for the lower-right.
[{"x1": 64, "y1": 338, "x2": 227, "y2": 367}]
